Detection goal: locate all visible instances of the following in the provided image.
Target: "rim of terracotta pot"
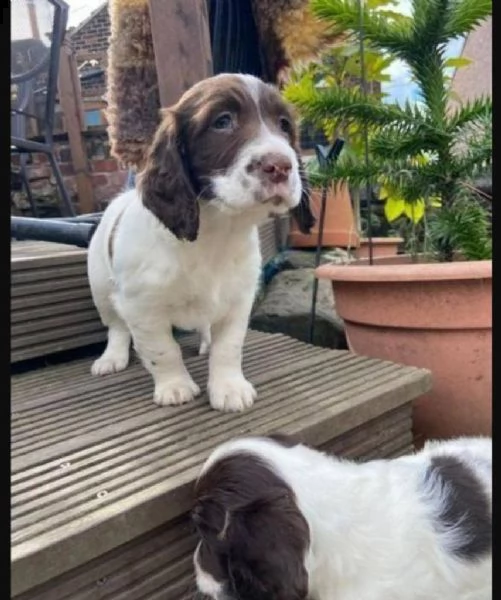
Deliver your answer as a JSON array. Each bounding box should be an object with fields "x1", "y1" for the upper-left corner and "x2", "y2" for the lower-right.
[
  {"x1": 359, "y1": 237, "x2": 404, "y2": 244},
  {"x1": 316, "y1": 258, "x2": 492, "y2": 283}
]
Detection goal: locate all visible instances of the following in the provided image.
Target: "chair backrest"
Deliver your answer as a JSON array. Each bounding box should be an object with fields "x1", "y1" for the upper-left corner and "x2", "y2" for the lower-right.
[{"x1": 10, "y1": 0, "x2": 68, "y2": 144}]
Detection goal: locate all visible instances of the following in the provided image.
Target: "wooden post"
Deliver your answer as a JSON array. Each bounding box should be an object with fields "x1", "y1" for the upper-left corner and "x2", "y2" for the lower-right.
[
  {"x1": 27, "y1": 0, "x2": 40, "y2": 39},
  {"x1": 148, "y1": 0, "x2": 213, "y2": 108},
  {"x1": 57, "y1": 40, "x2": 95, "y2": 214}
]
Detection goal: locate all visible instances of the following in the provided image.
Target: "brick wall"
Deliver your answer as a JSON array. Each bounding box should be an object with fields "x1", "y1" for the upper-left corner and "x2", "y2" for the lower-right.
[
  {"x1": 71, "y1": 4, "x2": 110, "y2": 55},
  {"x1": 11, "y1": 130, "x2": 128, "y2": 216},
  {"x1": 69, "y1": 3, "x2": 110, "y2": 100},
  {"x1": 450, "y1": 17, "x2": 492, "y2": 107}
]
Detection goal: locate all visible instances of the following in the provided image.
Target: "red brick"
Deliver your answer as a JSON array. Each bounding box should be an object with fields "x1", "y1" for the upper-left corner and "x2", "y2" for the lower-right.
[
  {"x1": 31, "y1": 152, "x2": 48, "y2": 165},
  {"x1": 91, "y1": 173, "x2": 109, "y2": 186},
  {"x1": 92, "y1": 159, "x2": 119, "y2": 172},
  {"x1": 59, "y1": 163, "x2": 75, "y2": 176},
  {"x1": 28, "y1": 165, "x2": 51, "y2": 180}
]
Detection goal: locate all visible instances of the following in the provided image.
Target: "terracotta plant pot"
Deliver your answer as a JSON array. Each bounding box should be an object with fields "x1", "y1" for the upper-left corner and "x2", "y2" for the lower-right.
[
  {"x1": 289, "y1": 182, "x2": 360, "y2": 249},
  {"x1": 354, "y1": 237, "x2": 404, "y2": 259},
  {"x1": 316, "y1": 257, "x2": 492, "y2": 445}
]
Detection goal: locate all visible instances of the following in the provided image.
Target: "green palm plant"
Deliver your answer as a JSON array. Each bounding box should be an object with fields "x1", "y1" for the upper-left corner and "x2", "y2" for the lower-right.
[{"x1": 285, "y1": 0, "x2": 492, "y2": 261}]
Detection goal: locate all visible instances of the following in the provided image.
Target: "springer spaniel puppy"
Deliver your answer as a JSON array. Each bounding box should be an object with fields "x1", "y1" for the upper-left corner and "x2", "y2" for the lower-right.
[
  {"x1": 192, "y1": 435, "x2": 492, "y2": 600},
  {"x1": 87, "y1": 73, "x2": 314, "y2": 412}
]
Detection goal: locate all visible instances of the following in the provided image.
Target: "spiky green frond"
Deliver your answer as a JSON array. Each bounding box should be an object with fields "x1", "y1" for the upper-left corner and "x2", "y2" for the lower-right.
[
  {"x1": 411, "y1": 0, "x2": 451, "y2": 46},
  {"x1": 447, "y1": 97, "x2": 492, "y2": 133},
  {"x1": 444, "y1": 0, "x2": 492, "y2": 39},
  {"x1": 408, "y1": 46, "x2": 449, "y2": 122},
  {"x1": 369, "y1": 125, "x2": 447, "y2": 158},
  {"x1": 427, "y1": 198, "x2": 492, "y2": 260},
  {"x1": 284, "y1": 76, "x2": 423, "y2": 129},
  {"x1": 312, "y1": 0, "x2": 413, "y2": 54}
]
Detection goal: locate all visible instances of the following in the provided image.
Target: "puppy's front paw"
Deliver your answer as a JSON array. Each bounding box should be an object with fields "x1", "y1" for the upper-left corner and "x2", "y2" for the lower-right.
[
  {"x1": 91, "y1": 353, "x2": 129, "y2": 375},
  {"x1": 153, "y1": 377, "x2": 200, "y2": 406},
  {"x1": 209, "y1": 375, "x2": 256, "y2": 412}
]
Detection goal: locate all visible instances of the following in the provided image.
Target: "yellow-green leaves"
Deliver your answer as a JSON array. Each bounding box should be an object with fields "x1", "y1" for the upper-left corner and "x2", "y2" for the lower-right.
[
  {"x1": 444, "y1": 57, "x2": 473, "y2": 69},
  {"x1": 380, "y1": 181, "x2": 438, "y2": 224}
]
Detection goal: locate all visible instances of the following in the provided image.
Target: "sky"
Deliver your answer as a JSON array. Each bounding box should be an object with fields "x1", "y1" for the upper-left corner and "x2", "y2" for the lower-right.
[
  {"x1": 380, "y1": 0, "x2": 465, "y2": 104},
  {"x1": 63, "y1": 0, "x2": 465, "y2": 105}
]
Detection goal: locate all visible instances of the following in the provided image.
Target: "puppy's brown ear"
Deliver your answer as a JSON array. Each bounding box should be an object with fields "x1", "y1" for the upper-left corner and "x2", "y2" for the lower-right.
[
  {"x1": 226, "y1": 491, "x2": 310, "y2": 600},
  {"x1": 291, "y1": 152, "x2": 316, "y2": 234},
  {"x1": 138, "y1": 109, "x2": 200, "y2": 241},
  {"x1": 192, "y1": 496, "x2": 231, "y2": 544}
]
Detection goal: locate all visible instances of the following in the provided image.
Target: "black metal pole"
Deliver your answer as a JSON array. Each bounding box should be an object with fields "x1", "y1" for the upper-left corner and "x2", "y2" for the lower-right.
[
  {"x1": 309, "y1": 139, "x2": 345, "y2": 344},
  {"x1": 308, "y1": 184, "x2": 329, "y2": 344},
  {"x1": 11, "y1": 216, "x2": 97, "y2": 248},
  {"x1": 358, "y1": 0, "x2": 374, "y2": 265}
]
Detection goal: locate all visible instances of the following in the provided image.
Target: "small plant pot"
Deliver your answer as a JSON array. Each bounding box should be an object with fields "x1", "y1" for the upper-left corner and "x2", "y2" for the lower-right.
[
  {"x1": 354, "y1": 237, "x2": 404, "y2": 259},
  {"x1": 289, "y1": 182, "x2": 360, "y2": 249},
  {"x1": 316, "y1": 256, "x2": 492, "y2": 446}
]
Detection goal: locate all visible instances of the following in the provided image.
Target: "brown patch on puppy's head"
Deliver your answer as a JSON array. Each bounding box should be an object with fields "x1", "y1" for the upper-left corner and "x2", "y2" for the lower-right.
[
  {"x1": 138, "y1": 73, "x2": 315, "y2": 241},
  {"x1": 192, "y1": 451, "x2": 310, "y2": 600}
]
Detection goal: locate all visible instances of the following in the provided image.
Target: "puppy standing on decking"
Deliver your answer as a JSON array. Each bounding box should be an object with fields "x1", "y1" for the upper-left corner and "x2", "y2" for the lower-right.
[{"x1": 87, "y1": 73, "x2": 314, "y2": 412}]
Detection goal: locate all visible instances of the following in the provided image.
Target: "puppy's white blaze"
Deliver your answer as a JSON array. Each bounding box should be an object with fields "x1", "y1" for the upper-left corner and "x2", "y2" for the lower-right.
[
  {"x1": 210, "y1": 75, "x2": 301, "y2": 212},
  {"x1": 239, "y1": 73, "x2": 264, "y2": 109},
  {"x1": 194, "y1": 543, "x2": 223, "y2": 599}
]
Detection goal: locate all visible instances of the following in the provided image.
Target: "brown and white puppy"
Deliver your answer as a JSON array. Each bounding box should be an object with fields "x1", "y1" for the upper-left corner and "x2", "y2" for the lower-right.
[
  {"x1": 87, "y1": 74, "x2": 314, "y2": 412},
  {"x1": 192, "y1": 435, "x2": 492, "y2": 600}
]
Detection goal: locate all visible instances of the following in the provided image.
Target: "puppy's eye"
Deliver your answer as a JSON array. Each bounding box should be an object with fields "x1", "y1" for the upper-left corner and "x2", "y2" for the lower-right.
[
  {"x1": 279, "y1": 116, "x2": 292, "y2": 135},
  {"x1": 212, "y1": 112, "x2": 234, "y2": 131}
]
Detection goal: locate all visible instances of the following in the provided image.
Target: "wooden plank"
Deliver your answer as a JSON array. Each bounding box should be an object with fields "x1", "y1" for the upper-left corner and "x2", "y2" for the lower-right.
[
  {"x1": 11, "y1": 308, "x2": 100, "y2": 337},
  {"x1": 11, "y1": 287, "x2": 92, "y2": 311},
  {"x1": 11, "y1": 331, "x2": 431, "y2": 594},
  {"x1": 58, "y1": 39, "x2": 95, "y2": 213},
  {"x1": 11, "y1": 263, "x2": 88, "y2": 284},
  {"x1": 148, "y1": 0, "x2": 213, "y2": 108},
  {"x1": 11, "y1": 321, "x2": 106, "y2": 351},
  {"x1": 10, "y1": 332, "x2": 107, "y2": 364},
  {"x1": 11, "y1": 298, "x2": 97, "y2": 324},
  {"x1": 12, "y1": 276, "x2": 93, "y2": 298},
  {"x1": 12, "y1": 402, "x2": 415, "y2": 600}
]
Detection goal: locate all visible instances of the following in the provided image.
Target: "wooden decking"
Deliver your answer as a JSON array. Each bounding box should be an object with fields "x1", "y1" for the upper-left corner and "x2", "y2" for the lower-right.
[
  {"x1": 11, "y1": 233, "x2": 433, "y2": 599},
  {"x1": 11, "y1": 330, "x2": 432, "y2": 598},
  {"x1": 11, "y1": 217, "x2": 287, "y2": 364}
]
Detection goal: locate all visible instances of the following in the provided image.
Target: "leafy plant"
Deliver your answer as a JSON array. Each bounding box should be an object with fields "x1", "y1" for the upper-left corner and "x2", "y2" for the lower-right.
[{"x1": 285, "y1": 0, "x2": 492, "y2": 261}]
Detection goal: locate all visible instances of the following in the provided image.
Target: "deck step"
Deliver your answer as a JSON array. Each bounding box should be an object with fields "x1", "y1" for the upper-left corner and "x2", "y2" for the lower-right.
[
  {"x1": 10, "y1": 217, "x2": 288, "y2": 364},
  {"x1": 11, "y1": 330, "x2": 431, "y2": 598}
]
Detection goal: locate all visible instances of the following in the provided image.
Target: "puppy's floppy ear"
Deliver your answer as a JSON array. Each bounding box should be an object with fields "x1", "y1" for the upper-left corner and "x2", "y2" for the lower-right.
[
  {"x1": 191, "y1": 496, "x2": 230, "y2": 544},
  {"x1": 226, "y1": 491, "x2": 310, "y2": 600},
  {"x1": 291, "y1": 152, "x2": 316, "y2": 234},
  {"x1": 138, "y1": 108, "x2": 200, "y2": 241}
]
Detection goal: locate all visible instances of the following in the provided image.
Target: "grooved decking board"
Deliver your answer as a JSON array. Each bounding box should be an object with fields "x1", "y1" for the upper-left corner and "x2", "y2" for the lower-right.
[
  {"x1": 14, "y1": 404, "x2": 414, "y2": 600},
  {"x1": 10, "y1": 218, "x2": 285, "y2": 363},
  {"x1": 11, "y1": 241, "x2": 105, "y2": 363},
  {"x1": 11, "y1": 330, "x2": 432, "y2": 596}
]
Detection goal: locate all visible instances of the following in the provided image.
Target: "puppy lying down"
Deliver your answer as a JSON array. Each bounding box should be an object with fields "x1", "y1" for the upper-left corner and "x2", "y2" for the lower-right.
[{"x1": 192, "y1": 435, "x2": 491, "y2": 600}]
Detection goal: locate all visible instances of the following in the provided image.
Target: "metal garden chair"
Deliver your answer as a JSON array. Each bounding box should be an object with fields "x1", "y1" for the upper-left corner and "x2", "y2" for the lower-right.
[{"x1": 11, "y1": 0, "x2": 75, "y2": 217}]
